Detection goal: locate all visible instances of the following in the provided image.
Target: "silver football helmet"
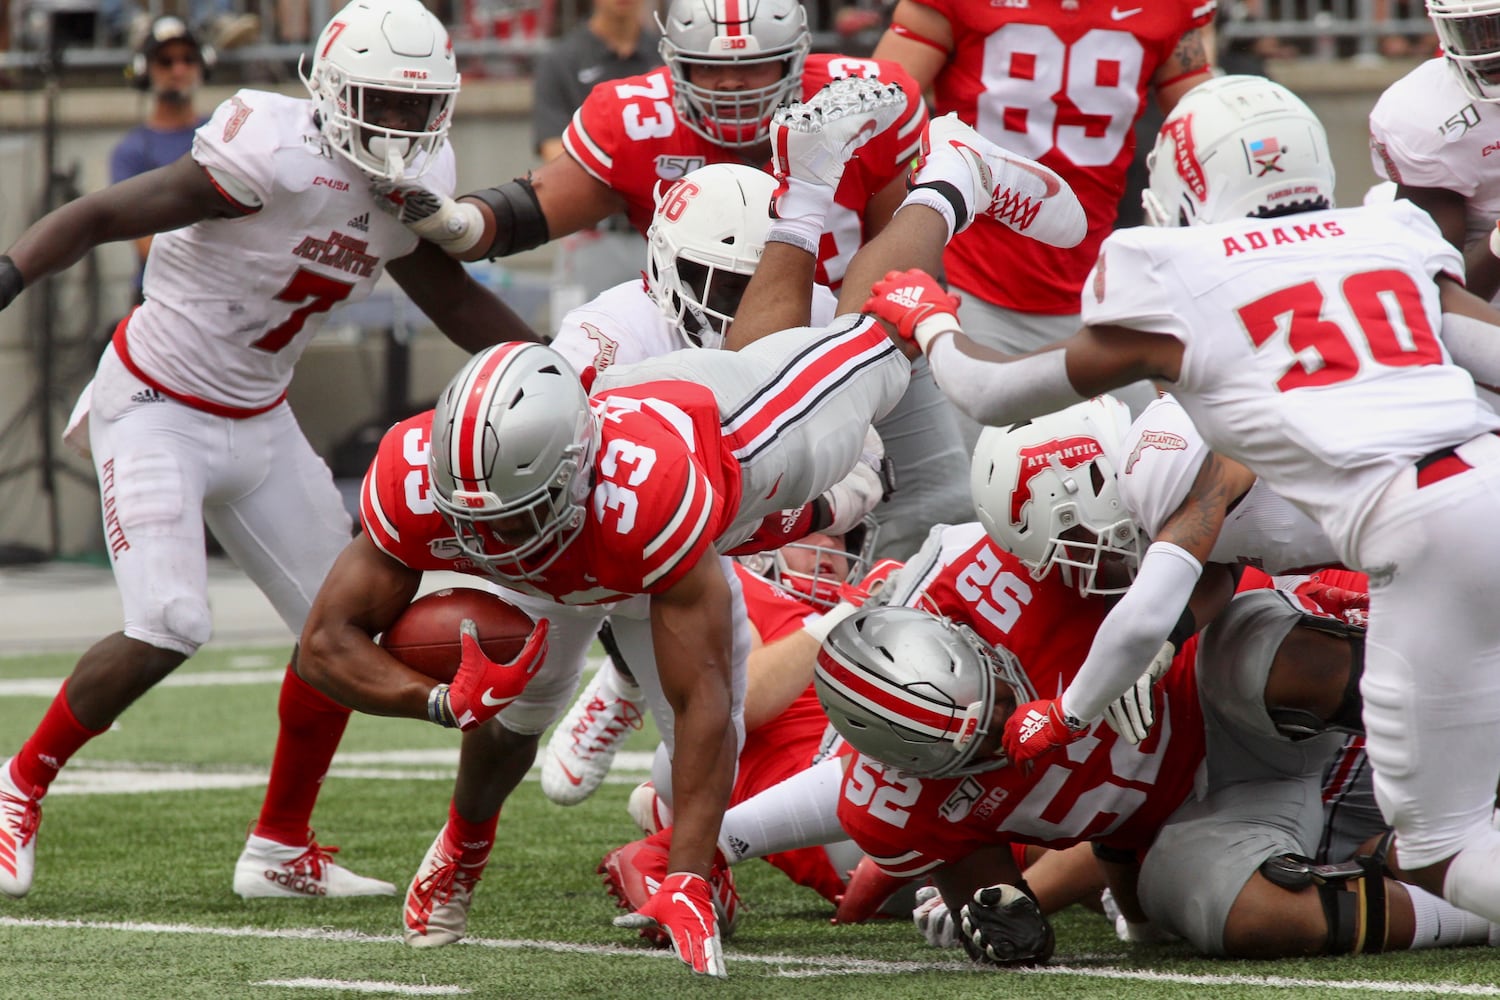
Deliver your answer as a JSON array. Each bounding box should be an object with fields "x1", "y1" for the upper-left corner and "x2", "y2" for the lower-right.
[
  {"x1": 646, "y1": 163, "x2": 776, "y2": 349},
  {"x1": 301, "y1": 0, "x2": 460, "y2": 182},
  {"x1": 815, "y1": 606, "x2": 1037, "y2": 779},
  {"x1": 658, "y1": 0, "x2": 811, "y2": 149},
  {"x1": 1142, "y1": 74, "x2": 1334, "y2": 228},
  {"x1": 739, "y1": 516, "x2": 879, "y2": 611},
  {"x1": 971, "y1": 396, "x2": 1141, "y2": 597},
  {"x1": 1429, "y1": 0, "x2": 1500, "y2": 101},
  {"x1": 428, "y1": 343, "x2": 596, "y2": 580}
]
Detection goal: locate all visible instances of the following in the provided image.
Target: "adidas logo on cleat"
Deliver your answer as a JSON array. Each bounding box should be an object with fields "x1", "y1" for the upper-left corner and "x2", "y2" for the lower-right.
[{"x1": 262, "y1": 869, "x2": 328, "y2": 896}]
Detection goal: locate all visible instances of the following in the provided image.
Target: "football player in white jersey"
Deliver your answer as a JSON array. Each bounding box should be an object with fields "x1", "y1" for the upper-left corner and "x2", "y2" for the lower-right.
[
  {"x1": 865, "y1": 75, "x2": 1500, "y2": 925},
  {"x1": 0, "y1": 0, "x2": 537, "y2": 901},
  {"x1": 1370, "y1": 1, "x2": 1500, "y2": 304}
]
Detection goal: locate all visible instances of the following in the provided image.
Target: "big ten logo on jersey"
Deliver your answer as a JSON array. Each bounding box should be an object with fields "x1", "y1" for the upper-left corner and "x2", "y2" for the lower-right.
[
  {"x1": 616, "y1": 75, "x2": 677, "y2": 143},
  {"x1": 655, "y1": 155, "x2": 706, "y2": 181},
  {"x1": 977, "y1": 26, "x2": 1149, "y2": 167},
  {"x1": 953, "y1": 545, "x2": 1034, "y2": 635},
  {"x1": 845, "y1": 755, "x2": 922, "y2": 829},
  {"x1": 659, "y1": 180, "x2": 701, "y2": 222}
]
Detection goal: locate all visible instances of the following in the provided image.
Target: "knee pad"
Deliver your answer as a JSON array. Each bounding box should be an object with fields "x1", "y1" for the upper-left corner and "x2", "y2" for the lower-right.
[
  {"x1": 126, "y1": 595, "x2": 211, "y2": 657},
  {"x1": 1259, "y1": 838, "x2": 1390, "y2": 954}
]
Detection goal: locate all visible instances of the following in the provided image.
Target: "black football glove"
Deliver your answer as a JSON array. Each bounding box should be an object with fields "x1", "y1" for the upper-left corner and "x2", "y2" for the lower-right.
[{"x1": 957, "y1": 883, "x2": 1055, "y2": 966}]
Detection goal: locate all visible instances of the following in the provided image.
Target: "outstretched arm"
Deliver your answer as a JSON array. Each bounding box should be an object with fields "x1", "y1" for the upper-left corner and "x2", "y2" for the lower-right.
[
  {"x1": 387, "y1": 239, "x2": 543, "y2": 352},
  {"x1": 3, "y1": 154, "x2": 239, "y2": 303}
]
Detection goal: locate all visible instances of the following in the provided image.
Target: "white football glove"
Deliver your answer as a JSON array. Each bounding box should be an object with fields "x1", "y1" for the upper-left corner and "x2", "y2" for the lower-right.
[
  {"x1": 822, "y1": 427, "x2": 889, "y2": 535},
  {"x1": 1100, "y1": 887, "x2": 1175, "y2": 944},
  {"x1": 371, "y1": 181, "x2": 484, "y2": 255},
  {"x1": 1101, "y1": 640, "x2": 1175, "y2": 745},
  {"x1": 912, "y1": 886, "x2": 958, "y2": 949},
  {"x1": 771, "y1": 77, "x2": 908, "y2": 189}
]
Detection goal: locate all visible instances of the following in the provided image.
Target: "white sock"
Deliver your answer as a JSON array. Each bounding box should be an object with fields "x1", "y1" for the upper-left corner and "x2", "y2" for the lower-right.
[
  {"x1": 716, "y1": 756, "x2": 846, "y2": 864},
  {"x1": 1442, "y1": 830, "x2": 1500, "y2": 925},
  {"x1": 598, "y1": 657, "x2": 643, "y2": 701},
  {"x1": 1406, "y1": 883, "x2": 1493, "y2": 947},
  {"x1": 898, "y1": 188, "x2": 958, "y2": 241}
]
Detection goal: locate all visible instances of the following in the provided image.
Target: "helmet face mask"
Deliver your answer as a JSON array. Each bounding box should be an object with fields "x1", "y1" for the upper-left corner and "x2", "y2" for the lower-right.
[
  {"x1": 428, "y1": 344, "x2": 596, "y2": 581},
  {"x1": 971, "y1": 396, "x2": 1142, "y2": 598},
  {"x1": 646, "y1": 164, "x2": 776, "y2": 349},
  {"x1": 657, "y1": 0, "x2": 810, "y2": 149},
  {"x1": 1430, "y1": 1, "x2": 1500, "y2": 100},
  {"x1": 814, "y1": 607, "x2": 1038, "y2": 779},
  {"x1": 1141, "y1": 74, "x2": 1334, "y2": 228},
  {"x1": 741, "y1": 517, "x2": 880, "y2": 611},
  {"x1": 301, "y1": 0, "x2": 460, "y2": 182}
]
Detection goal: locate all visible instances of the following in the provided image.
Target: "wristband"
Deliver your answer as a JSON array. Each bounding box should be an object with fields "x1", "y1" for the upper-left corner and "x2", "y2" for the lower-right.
[
  {"x1": 428, "y1": 683, "x2": 458, "y2": 728},
  {"x1": 899, "y1": 186, "x2": 960, "y2": 241},
  {"x1": 913, "y1": 314, "x2": 961, "y2": 355},
  {"x1": 803, "y1": 601, "x2": 860, "y2": 644},
  {"x1": 0, "y1": 255, "x2": 24, "y2": 311},
  {"x1": 766, "y1": 225, "x2": 821, "y2": 256},
  {"x1": 1167, "y1": 607, "x2": 1197, "y2": 649}
]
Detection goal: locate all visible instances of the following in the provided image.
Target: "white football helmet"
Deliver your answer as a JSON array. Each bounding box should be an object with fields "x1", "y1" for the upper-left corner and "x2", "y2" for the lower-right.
[
  {"x1": 428, "y1": 343, "x2": 596, "y2": 580},
  {"x1": 971, "y1": 396, "x2": 1141, "y2": 597},
  {"x1": 658, "y1": 0, "x2": 811, "y2": 149},
  {"x1": 1142, "y1": 75, "x2": 1334, "y2": 228},
  {"x1": 739, "y1": 516, "x2": 879, "y2": 611},
  {"x1": 301, "y1": 0, "x2": 460, "y2": 182},
  {"x1": 646, "y1": 163, "x2": 776, "y2": 349},
  {"x1": 1429, "y1": 0, "x2": 1500, "y2": 101},
  {"x1": 814, "y1": 606, "x2": 1038, "y2": 779}
]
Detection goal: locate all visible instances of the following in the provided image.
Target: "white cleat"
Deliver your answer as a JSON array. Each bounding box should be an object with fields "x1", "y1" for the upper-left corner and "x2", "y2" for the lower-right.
[
  {"x1": 913, "y1": 113, "x2": 1087, "y2": 248},
  {"x1": 0, "y1": 759, "x2": 40, "y2": 899},
  {"x1": 626, "y1": 780, "x2": 674, "y2": 837},
  {"x1": 233, "y1": 833, "x2": 396, "y2": 899},
  {"x1": 404, "y1": 825, "x2": 486, "y2": 948},
  {"x1": 771, "y1": 77, "x2": 910, "y2": 188},
  {"x1": 540, "y1": 670, "x2": 645, "y2": 806}
]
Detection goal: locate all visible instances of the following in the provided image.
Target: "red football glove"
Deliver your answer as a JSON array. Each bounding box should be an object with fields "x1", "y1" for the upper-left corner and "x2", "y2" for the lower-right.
[
  {"x1": 613, "y1": 872, "x2": 727, "y2": 978},
  {"x1": 432, "y1": 617, "x2": 550, "y2": 731},
  {"x1": 863, "y1": 269, "x2": 962, "y2": 353},
  {"x1": 1002, "y1": 698, "x2": 1087, "y2": 766},
  {"x1": 1295, "y1": 580, "x2": 1370, "y2": 628}
]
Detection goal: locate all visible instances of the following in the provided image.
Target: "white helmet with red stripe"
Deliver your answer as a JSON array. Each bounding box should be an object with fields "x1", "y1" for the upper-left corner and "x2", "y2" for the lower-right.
[
  {"x1": 814, "y1": 606, "x2": 1037, "y2": 779},
  {"x1": 658, "y1": 0, "x2": 810, "y2": 149},
  {"x1": 1142, "y1": 74, "x2": 1334, "y2": 228},
  {"x1": 428, "y1": 343, "x2": 596, "y2": 580},
  {"x1": 970, "y1": 396, "x2": 1140, "y2": 597}
]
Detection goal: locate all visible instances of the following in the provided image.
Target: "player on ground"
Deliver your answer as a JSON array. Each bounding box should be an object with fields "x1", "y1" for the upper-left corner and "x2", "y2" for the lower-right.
[
  {"x1": 374, "y1": 0, "x2": 975, "y2": 562},
  {"x1": 867, "y1": 74, "x2": 1500, "y2": 925},
  {"x1": 871, "y1": 0, "x2": 1215, "y2": 419},
  {"x1": 0, "y1": 0, "x2": 533, "y2": 901}
]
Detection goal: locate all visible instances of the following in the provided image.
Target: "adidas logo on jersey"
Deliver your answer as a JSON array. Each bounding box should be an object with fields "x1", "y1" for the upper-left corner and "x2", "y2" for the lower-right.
[
  {"x1": 884, "y1": 286, "x2": 924, "y2": 309},
  {"x1": 130, "y1": 388, "x2": 165, "y2": 404},
  {"x1": 347, "y1": 212, "x2": 370, "y2": 232}
]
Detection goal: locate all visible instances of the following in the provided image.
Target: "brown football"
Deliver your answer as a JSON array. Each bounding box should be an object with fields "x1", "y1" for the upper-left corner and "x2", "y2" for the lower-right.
[{"x1": 379, "y1": 587, "x2": 535, "y2": 683}]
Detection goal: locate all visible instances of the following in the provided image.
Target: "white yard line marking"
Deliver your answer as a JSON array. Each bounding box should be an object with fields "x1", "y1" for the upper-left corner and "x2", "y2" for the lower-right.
[
  {"x1": 253, "y1": 979, "x2": 468, "y2": 995},
  {"x1": 2, "y1": 917, "x2": 1495, "y2": 992}
]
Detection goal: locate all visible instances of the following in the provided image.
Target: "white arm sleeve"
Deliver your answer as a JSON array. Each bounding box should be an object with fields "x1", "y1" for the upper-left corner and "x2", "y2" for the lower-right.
[
  {"x1": 1059, "y1": 541, "x2": 1203, "y2": 724},
  {"x1": 1441, "y1": 311, "x2": 1500, "y2": 388},
  {"x1": 925, "y1": 337, "x2": 1086, "y2": 426}
]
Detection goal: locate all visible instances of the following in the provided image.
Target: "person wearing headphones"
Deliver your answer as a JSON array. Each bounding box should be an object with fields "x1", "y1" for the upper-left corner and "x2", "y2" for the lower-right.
[{"x1": 109, "y1": 15, "x2": 213, "y2": 297}]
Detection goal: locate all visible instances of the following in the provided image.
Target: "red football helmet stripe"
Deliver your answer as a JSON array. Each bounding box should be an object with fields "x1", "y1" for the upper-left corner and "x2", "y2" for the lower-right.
[
  {"x1": 722, "y1": 0, "x2": 744, "y2": 36},
  {"x1": 449, "y1": 342, "x2": 528, "y2": 485},
  {"x1": 817, "y1": 647, "x2": 965, "y2": 740}
]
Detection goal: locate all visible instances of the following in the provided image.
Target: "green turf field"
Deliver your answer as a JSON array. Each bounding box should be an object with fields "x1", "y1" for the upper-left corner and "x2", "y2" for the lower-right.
[{"x1": 1, "y1": 643, "x2": 1496, "y2": 999}]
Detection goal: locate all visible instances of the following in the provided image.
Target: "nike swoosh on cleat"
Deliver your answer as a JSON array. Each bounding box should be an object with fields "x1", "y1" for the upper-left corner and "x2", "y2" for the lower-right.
[
  {"x1": 558, "y1": 762, "x2": 584, "y2": 786},
  {"x1": 1009, "y1": 158, "x2": 1062, "y2": 198}
]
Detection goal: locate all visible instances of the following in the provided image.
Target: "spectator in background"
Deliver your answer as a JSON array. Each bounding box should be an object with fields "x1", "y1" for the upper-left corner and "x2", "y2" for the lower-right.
[
  {"x1": 531, "y1": 0, "x2": 662, "y2": 322},
  {"x1": 110, "y1": 16, "x2": 212, "y2": 299}
]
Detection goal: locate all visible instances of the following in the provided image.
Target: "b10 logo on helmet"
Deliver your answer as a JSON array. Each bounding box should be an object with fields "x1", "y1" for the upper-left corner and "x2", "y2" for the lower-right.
[{"x1": 1009, "y1": 436, "x2": 1101, "y2": 526}]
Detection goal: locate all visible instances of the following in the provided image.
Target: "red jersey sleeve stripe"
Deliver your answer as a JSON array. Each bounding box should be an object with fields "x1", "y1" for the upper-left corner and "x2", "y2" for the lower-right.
[
  {"x1": 359, "y1": 451, "x2": 404, "y2": 559},
  {"x1": 563, "y1": 109, "x2": 613, "y2": 183},
  {"x1": 724, "y1": 319, "x2": 896, "y2": 462},
  {"x1": 865, "y1": 850, "x2": 944, "y2": 879},
  {"x1": 642, "y1": 464, "x2": 715, "y2": 588}
]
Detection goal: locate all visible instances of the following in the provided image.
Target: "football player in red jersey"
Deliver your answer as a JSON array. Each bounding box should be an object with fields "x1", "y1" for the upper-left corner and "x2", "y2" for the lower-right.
[
  {"x1": 872, "y1": 0, "x2": 1214, "y2": 420},
  {"x1": 0, "y1": 0, "x2": 535, "y2": 903},
  {"x1": 375, "y1": 0, "x2": 976, "y2": 563}
]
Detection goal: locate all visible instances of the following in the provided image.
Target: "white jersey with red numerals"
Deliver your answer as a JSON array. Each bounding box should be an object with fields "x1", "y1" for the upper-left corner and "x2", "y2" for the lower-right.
[
  {"x1": 1369, "y1": 57, "x2": 1500, "y2": 273},
  {"x1": 1084, "y1": 202, "x2": 1500, "y2": 564},
  {"x1": 551, "y1": 278, "x2": 839, "y2": 378},
  {"x1": 562, "y1": 54, "x2": 926, "y2": 288},
  {"x1": 361, "y1": 385, "x2": 741, "y2": 604},
  {"x1": 912, "y1": 0, "x2": 1214, "y2": 314},
  {"x1": 123, "y1": 89, "x2": 452, "y2": 413},
  {"x1": 1121, "y1": 395, "x2": 1339, "y2": 573},
  {"x1": 836, "y1": 523, "x2": 1206, "y2": 875}
]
